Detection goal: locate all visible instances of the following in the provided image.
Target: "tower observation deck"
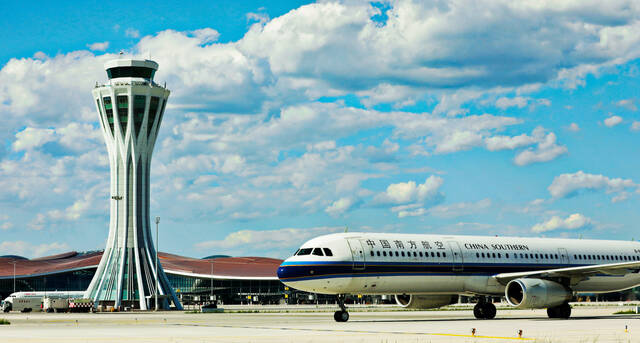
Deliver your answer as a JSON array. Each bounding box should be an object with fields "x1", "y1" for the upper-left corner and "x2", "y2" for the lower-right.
[{"x1": 86, "y1": 59, "x2": 182, "y2": 310}]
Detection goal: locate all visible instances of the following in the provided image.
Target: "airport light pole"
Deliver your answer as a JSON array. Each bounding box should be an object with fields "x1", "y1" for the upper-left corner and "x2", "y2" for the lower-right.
[
  {"x1": 9, "y1": 260, "x2": 17, "y2": 294},
  {"x1": 155, "y1": 216, "x2": 160, "y2": 311},
  {"x1": 210, "y1": 260, "x2": 214, "y2": 303}
]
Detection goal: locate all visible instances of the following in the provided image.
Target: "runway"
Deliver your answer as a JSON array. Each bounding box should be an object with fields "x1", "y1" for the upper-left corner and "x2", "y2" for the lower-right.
[{"x1": 0, "y1": 306, "x2": 637, "y2": 342}]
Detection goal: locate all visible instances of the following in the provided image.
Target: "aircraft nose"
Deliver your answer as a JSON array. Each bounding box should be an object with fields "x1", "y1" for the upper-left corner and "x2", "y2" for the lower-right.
[{"x1": 277, "y1": 261, "x2": 288, "y2": 281}]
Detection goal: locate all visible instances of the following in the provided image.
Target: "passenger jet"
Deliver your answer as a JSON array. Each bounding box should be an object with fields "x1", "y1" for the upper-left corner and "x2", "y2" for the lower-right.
[{"x1": 277, "y1": 233, "x2": 640, "y2": 322}]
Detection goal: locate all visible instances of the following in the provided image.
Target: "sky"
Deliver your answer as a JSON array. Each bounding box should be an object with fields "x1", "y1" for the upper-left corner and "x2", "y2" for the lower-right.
[{"x1": 1, "y1": 0, "x2": 639, "y2": 259}]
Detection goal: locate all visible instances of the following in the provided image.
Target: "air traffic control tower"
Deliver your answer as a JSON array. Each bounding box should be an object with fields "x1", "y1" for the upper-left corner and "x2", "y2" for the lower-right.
[{"x1": 86, "y1": 59, "x2": 182, "y2": 310}]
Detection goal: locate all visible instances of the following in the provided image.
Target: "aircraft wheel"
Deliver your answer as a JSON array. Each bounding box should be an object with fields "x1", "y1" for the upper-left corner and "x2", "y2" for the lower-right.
[
  {"x1": 334, "y1": 310, "x2": 349, "y2": 322},
  {"x1": 546, "y1": 307, "x2": 558, "y2": 318},
  {"x1": 558, "y1": 303, "x2": 571, "y2": 319},
  {"x1": 483, "y1": 302, "x2": 497, "y2": 319},
  {"x1": 473, "y1": 303, "x2": 485, "y2": 319}
]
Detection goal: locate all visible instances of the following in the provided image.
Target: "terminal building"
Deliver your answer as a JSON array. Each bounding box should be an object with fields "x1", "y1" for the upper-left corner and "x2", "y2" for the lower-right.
[{"x1": 0, "y1": 251, "x2": 316, "y2": 305}]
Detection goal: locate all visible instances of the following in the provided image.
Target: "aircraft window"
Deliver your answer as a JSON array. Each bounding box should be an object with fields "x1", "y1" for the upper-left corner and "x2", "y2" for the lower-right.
[
  {"x1": 615, "y1": 256, "x2": 619, "y2": 260},
  {"x1": 323, "y1": 248, "x2": 333, "y2": 256},
  {"x1": 573, "y1": 254, "x2": 577, "y2": 259},
  {"x1": 476, "y1": 253, "x2": 480, "y2": 258},
  {"x1": 535, "y1": 254, "x2": 539, "y2": 259},
  {"x1": 490, "y1": 253, "x2": 494, "y2": 258},
  {"x1": 401, "y1": 251, "x2": 405, "y2": 257},
  {"x1": 370, "y1": 251, "x2": 374, "y2": 257},
  {"x1": 606, "y1": 256, "x2": 609, "y2": 260},
  {"x1": 624, "y1": 256, "x2": 628, "y2": 261},
  {"x1": 520, "y1": 253, "x2": 524, "y2": 258},
  {"x1": 497, "y1": 253, "x2": 501, "y2": 258},
  {"x1": 443, "y1": 252, "x2": 446, "y2": 257},
  {"x1": 312, "y1": 248, "x2": 324, "y2": 256},
  {"x1": 413, "y1": 252, "x2": 417, "y2": 257},
  {"x1": 555, "y1": 254, "x2": 559, "y2": 259},
  {"x1": 419, "y1": 252, "x2": 423, "y2": 257},
  {"x1": 506, "y1": 253, "x2": 509, "y2": 258},
  {"x1": 395, "y1": 251, "x2": 399, "y2": 257},
  {"x1": 377, "y1": 251, "x2": 381, "y2": 257},
  {"x1": 544, "y1": 254, "x2": 548, "y2": 259},
  {"x1": 437, "y1": 252, "x2": 441, "y2": 258},
  {"x1": 383, "y1": 251, "x2": 387, "y2": 257},
  {"x1": 431, "y1": 252, "x2": 435, "y2": 257},
  {"x1": 481, "y1": 252, "x2": 485, "y2": 258},
  {"x1": 297, "y1": 248, "x2": 312, "y2": 256}
]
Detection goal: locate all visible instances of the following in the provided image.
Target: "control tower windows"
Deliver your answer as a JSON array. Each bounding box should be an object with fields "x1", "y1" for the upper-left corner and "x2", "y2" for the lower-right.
[
  {"x1": 147, "y1": 97, "x2": 160, "y2": 137},
  {"x1": 102, "y1": 96, "x2": 114, "y2": 135},
  {"x1": 117, "y1": 95, "x2": 128, "y2": 136},
  {"x1": 133, "y1": 95, "x2": 146, "y2": 138},
  {"x1": 107, "y1": 66, "x2": 155, "y2": 80}
]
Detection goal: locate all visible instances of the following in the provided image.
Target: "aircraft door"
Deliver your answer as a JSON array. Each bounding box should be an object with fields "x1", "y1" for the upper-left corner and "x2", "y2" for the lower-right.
[
  {"x1": 558, "y1": 248, "x2": 569, "y2": 265},
  {"x1": 448, "y1": 241, "x2": 464, "y2": 272},
  {"x1": 347, "y1": 238, "x2": 366, "y2": 271}
]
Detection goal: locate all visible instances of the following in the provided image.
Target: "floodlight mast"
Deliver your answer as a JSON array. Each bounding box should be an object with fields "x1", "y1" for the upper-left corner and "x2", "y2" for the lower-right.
[{"x1": 84, "y1": 58, "x2": 182, "y2": 310}]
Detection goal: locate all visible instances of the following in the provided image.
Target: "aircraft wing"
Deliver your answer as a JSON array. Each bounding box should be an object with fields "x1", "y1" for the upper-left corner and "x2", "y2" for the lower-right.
[{"x1": 494, "y1": 260, "x2": 640, "y2": 285}]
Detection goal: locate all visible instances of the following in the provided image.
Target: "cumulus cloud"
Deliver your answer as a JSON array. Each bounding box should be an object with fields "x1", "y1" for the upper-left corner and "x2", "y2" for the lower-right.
[
  {"x1": 568, "y1": 123, "x2": 580, "y2": 132},
  {"x1": 548, "y1": 171, "x2": 638, "y2": 200},
  {"x1": 514, "y1": 129, "x2": 567, "y2": 166},
  {"x1": 325, "y1": 197, "x2": 359, "y2": 216},
  {"x1": 531, "y1": 213, "x2": 591, "y2": 233},
  {"x1": 615, "y1": 99, "x2": 637, "y2": 111},
  {"x1": 0, "y1": 241, "x2": 70, "y2": 258},
  {"x1": 374, "y1": 176, "x2": 444, "y2": 205},
  {"x1": 397, "y1": 198, "x2": 491, "y2": 218},
  {"x1": 87, "y1": 42, "x2": 109, "y2": 51},
  {"x1": 604, "y1": 115, "x2": 623, "y2": 127},
  {"x1": 194, "y1": 226, "x2": 344, "y2": 257},
  {"x1": 495, "y1": 96, "x2": 528, "y2": 109}
]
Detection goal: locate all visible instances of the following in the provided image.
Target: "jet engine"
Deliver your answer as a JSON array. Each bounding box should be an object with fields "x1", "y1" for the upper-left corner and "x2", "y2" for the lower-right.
[
  {"x1": 505, "y1": 278, "x2": 572, "y2": 309},
  {"x1": 394, "y1": 294, "x2": 458, "y2": 309}
]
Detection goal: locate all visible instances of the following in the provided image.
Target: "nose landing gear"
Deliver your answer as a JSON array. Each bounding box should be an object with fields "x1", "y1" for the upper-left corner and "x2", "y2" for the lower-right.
[
  {"x1": 473, "y1": 298, "x2": 497, "y2": 319},
  {"x1": 334, "y1": 295, "x2": 349, "y2": 322}
]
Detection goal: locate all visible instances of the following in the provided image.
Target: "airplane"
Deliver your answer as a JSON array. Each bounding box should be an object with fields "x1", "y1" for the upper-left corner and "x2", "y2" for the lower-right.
[{"x1": 277, "y1": 232, "x2": 640, "y2": 322}]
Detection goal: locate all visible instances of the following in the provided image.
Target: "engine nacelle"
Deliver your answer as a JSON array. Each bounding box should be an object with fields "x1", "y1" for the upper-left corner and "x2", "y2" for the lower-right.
[
  {"x1": 394, "y1": 294, "x2": 457, "y2": 309},
  {"x1": 505, "y1": 278, "x2": 572, "y2": 309}
]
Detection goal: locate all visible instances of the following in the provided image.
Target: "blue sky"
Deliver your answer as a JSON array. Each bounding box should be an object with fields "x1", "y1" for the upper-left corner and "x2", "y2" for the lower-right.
[{"x1": 1, "y1": 1, "x2": 639, "y2": 259}]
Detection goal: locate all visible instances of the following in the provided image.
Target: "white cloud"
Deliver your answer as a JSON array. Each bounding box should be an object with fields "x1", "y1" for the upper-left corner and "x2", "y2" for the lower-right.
[
  {"x1": 87, "y1": 42, "x2": 109, "y2": 51},
  {"x1": 495, "y1": 96, "x2": 528, "y2": 109},
  {"x1": 0, "y1": 241, "x2": 70, "y2": 258},
  {"x1": 485, "y1": 133, "x2": 537, "y2": 151},
  {"x1": 514, "y1": 129, "x2": 567, "y2": 166},
  {"x1": 325, "y1": 197, "x2": 359, "y2": 216},
  {"x1": 531, "y1": 213, "x2": 591, "y2": 233},
  {"x1": 548, "y1": 171, "x2": 638, "y2": 199},
  {"x1": 12, "y1": 127, "x2": 56, "y2": 151},
  {"x1": 194, "y1": 226, "x2": 344, "y2": 257},
  {"x1": 247, "y1": 12, "x2": 270, "y2": 25},
  {"x1": 397, "y1": 198, "x2": 491, "y2": 218},
  {"x1": 125, "y1": 28, "x2": 140, "y2": 38},
  {"x1": 615, "y1": 99, "x2": 637, "y2": 111},
  {"x1": 374, "y1": 176, "x2": 444, "y2": 205},
  {"x1": 604, "y1": 115, "x2": 623, "y2": 127}
]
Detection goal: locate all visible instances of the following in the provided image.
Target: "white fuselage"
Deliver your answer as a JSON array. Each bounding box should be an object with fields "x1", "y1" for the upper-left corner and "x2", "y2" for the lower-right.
[{"x1": 277, "y1": 233, "x2": 640, "y2": 296}]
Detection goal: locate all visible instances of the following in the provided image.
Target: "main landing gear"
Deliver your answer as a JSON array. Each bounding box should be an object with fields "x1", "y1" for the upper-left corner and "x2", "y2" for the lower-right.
[
  {"x1": 473, "y1": 298, "x2": 497, "y2": 319},
  {"x1": 547, "y1": 302, "x2": 571, "y2": 319},
  {"x1": 334, "y1": 295, "x2": 349, "y2": 322}
]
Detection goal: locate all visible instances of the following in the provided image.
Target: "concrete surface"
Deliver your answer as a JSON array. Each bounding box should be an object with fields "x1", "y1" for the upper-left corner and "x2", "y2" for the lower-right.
[{"x1": 0, "y1": 306, "x2": 638, "y2": 342}]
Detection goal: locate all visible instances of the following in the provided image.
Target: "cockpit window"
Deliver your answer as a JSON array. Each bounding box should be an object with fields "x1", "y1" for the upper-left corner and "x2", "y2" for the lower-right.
[
  {"x1": 312, "y1": 248, "x2": 324, "y2": 256},
  {"x1": 323, "y1": 248, "x2": 333, "y2": 256},
  {"x1": 297, "y1": 248, "x2": 312, "y2": 256}
]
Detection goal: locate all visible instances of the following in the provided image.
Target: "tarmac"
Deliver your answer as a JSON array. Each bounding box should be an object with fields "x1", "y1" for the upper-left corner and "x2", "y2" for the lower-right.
[{"x1": 0, "y1": 305, "x2": 638, "y2": 342}]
